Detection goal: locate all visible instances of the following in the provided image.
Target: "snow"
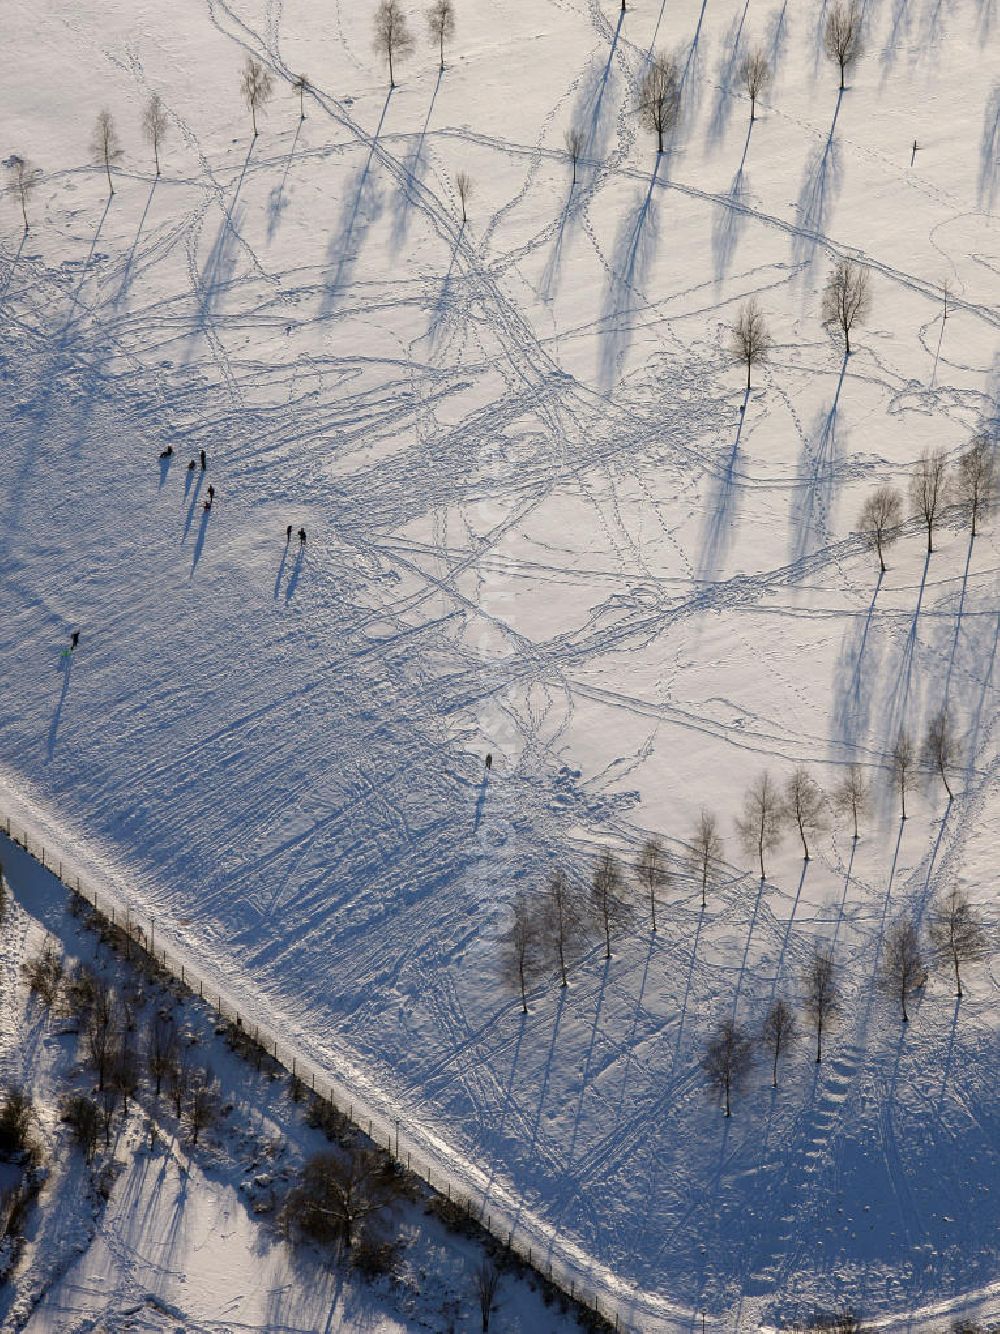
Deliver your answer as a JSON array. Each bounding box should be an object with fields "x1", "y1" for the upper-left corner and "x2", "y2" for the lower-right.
[{"x1": 1, "y1": 0, "x2": 998, "y2": 1327}]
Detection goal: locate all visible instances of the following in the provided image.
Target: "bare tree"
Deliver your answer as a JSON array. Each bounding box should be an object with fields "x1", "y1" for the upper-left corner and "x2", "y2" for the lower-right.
[
  {"x1": 564, "y1": 126, "x2": 584, "y2": 187},
  {"x1": 833, "y1": 765, "x2": 870, "y2": 841},
  {"x1": 7, "y1": 155, "x2": 39, "y2": 232},
  {"x1": 475, "y1": 1259, "x2": 501, "y2": 1333},
  {"x1": 374, "y1": 0, "x2": 415, "y2": 88},
  {"x1": 426, "y1": 0, "x2": 455, "y2": 72},
  {"x1": 803, "y1": 948, "x2": 839, "y2": 1062},
  {"x1": 703, "y1": 1016, "x2": 754, "y2": 1116},
  {"x1": 635, "y1": 837, "x2": 669, "y2": 933},
  {"x1": 638, "y1": 53, "x2": 681, "y2": 155},
  {"x1": 167, "y1": 1051, "x2": 191, "y2": 1119},
  {"x1": 691, "y1": 809, "x2": 723, "y2": 910},
  {"x1": 858, "y1": 484, "x2": 902, "y2": 573},
  {"x1": 923, "y1": 708, "x2": 958, "y2": 802},
  {"x1": 100, "y1": 1081, "x2": 121, "y2": 1148},
  {"x1": 505, "y1": 890, "x2": 540, "y2": 1013},
  {"x1": 186, "y1": 1067, "x2": 220, "y2": 1145},
  {"x1": 956, "y1": 434, "x2": 995, "y2": 539},
  {"x1": 148, "y1": 1012, "x2": 179, "y2": 1097},
  {"x1": 590, "y1": 849, "x2": 630, "y2": 959},
  {"x1": 736, "y1": 771, "x2": 785, "y2": 880},
  {"x1": 111, "y1": 1042, "x2": 139, "y2": 1118},
  {"x1": 142, "y1": 92, "x2": 168, "y2": 177},
  {"x1": 880, "y1": 918, "x2": 925, "y2": 1023},
  {"x1": 909, "y1": 448, "x2": 947, "y2": 553},
  {"x1": 544, "y1": 868, "x2": 582, "y2": 987},
  {"x1": 730, "y1": 297, "x2": 771, "y2": 394},
  {"x1": 455, "y1": 170, "x2": 472, "y2": 224},
  {"x1": 286, "y1": 1149, "x2": 393, "y2": 1248},
  {"x1": 891, "y1": 730, "x2": 915, "y2": 820},
  {"x1": 823, "y1": 1, "x2": 864, "y2": 91},
  {"x1": 92, "y1": 110, "x2": 123, "y2": 197},
  {"x1": 822, "y1": 258, "x2": 871, "y2": 356},
  {"x1": 86, "y1": 982, "x2": 120, "y2": 1090},
  {"x1": 761, "y1": 998, "x2": 798, "y2": 1087},
  {"x1": 739, "y1": 48, "x2": 772, "y2": 123},
  {"x1": 293, "y1": 73, "x2": 309, "y2": 121},
  {"x1": 928, "y1": 886, "x2": 988, "y2": 998},
  {"x1": 785, "y1": 767, "x2": 826, "y2": 861},
  {"x1": 241, "y1": 56, "x2": 274, "y2": 138}
]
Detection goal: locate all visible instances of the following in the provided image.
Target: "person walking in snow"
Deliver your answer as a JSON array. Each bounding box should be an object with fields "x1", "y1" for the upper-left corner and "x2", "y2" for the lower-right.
[
  {"x1": 298, "y1": 527, "x2": 306, "y2": 544},
  {"x1": 187, "y1": 458, "x2": 196, "y2": 473},
  {"x1": 207, "y1": 485, "x2": 215, "y2": 504},
  {"x1": 70, "y1": 630, "x2": 80, "y2": 651},
  {"x1": 159, "y1": 445, "x2": 173, "y2": 460},
  {"x1": 485, "y1": 753, "x2": 492, "y2": 770},
  {"x1": 286, "y1": 524, "x2": 292, "y2": 542},
  {"x1": 200, "y1": 449, "x2": 207, "y2": 471}
]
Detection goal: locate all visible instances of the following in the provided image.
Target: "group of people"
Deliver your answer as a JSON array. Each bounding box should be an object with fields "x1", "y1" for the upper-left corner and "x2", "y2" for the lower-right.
[{"x1": 159, "y1": 446, "x2": 215, "y2": 510}]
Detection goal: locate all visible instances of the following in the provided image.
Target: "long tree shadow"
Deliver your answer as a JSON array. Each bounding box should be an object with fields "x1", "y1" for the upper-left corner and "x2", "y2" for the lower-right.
[
  {"x1": 597, "y1": 159, "x2": 661, "y2": 395},
  {"x1": 942, "y1": 530, "x2": 975, "y2": 709},
  {"x1": 705, "y1": 1, "x2": 752, "y2": 149},
  {"x1": 695, "y1": 387, "x2": 752, "y2": 583},
  {"x1": 266, "y1": 117, "x2": 304, "y2": 243},
  {"x1": 182, "y1": 471, "x2": 205, "y2": 540},
  {"x1": 882, "y1": 549, "x2": 932, "y2": 746},
  {"x1": 711, "y1": 123, "x2": 753, "y2": 281},
  {"x1": 792, "y1": 90, "x2": 844, "y2": 267},
  {"x1": 195, "y1": 141, "x2": 256, "y2": 331},
  {"x1": 46, "y1": 655, "x2": 74, "y2": 762},
  {"x1": 425, "y1": 227, "x2": 465, "y2": 347},
  {"x1": 831, "y1": 568, "x2": 884, "y2": 748},
  {"x1": 529, "y1": 985, "x2": 567, "y2": 1151},
  {"x1": 390, "y1": 70, "x2": 442, "y2": 253},
  {"x1": 789, "y1": 352, "x2": 848, "y2": 562},
  {"x1": 320, "y1": 92, "x2": 392, "y2": 319},
  {"x1": 936, "y1": 997, "x2": 962, "y2": 1116},
  {"x1": 0, "y1": 230, "x2": 27, "y2": 305},
  {"x1": 567, "y1": 957, "x2": 612, "y2": 1163}
]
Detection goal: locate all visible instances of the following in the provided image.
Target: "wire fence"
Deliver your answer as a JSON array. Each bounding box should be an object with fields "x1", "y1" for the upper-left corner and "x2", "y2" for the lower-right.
[{"x1": 1, "y1": 812, "x2": 639, "y2": 1333}]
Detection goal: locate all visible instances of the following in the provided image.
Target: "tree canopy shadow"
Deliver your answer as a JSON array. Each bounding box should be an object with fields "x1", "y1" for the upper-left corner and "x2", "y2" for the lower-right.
[
  {"x1": 266, "y1": 117, "x2": 304, "y2": 243},
  {"x1": 978, "y1": 82, "x2": 1000, "y2": 212},
  {"x1": 46, "y1": 655, "x2": 73, "y2": 762},
  {"x1": 390, "y1": 70, "x2": 442, "y2": 253},
  {"x1": 792, "y1": 91, "x2": 844, "y2": 267},
  {"x1": 831, "y1": 568, "x2": 884, "y2": 748},
  {"x1": 597, "y1": 161, "x2": 661, "y2": 395},
  {"x1": 320, "y1": 93, "x2": 391, "y2": 318},
  {"x1": 788, "y1": 353, "x2": 848, "y2": 562},
  {"x1": 705, "y1": 3, "x2": 751, "y2": 149},
  {"x1": 695, "y1": 388, "x2": 751, "y2": 583}
]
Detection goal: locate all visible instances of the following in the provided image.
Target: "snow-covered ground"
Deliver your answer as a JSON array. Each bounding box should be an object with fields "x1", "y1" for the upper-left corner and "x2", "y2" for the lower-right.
[{"x1": 1, "y1": 0, "x2": 998, "y2": 1327}]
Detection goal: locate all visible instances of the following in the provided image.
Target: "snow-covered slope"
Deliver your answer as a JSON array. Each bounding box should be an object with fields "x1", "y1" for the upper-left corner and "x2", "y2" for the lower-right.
[{"x1": 1, "y1": 0, "x2": 998, "y2": 1326}]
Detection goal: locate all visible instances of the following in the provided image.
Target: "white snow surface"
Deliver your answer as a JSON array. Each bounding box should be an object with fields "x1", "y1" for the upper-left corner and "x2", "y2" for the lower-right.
[{"x1": 1, "y1": 0, "x2": 999, "y2": 1328}]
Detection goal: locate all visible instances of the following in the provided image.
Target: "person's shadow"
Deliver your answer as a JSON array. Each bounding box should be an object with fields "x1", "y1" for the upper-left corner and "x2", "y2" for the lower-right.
[
  {"x1": 46, "y1": 653, "x2": 73, "y2": 761},
  {"x1": 274, "y1": 538, "x2": 290, "y2": 600},
  {"x1": 284, "y1": 545, "x2": 304, "y2": 603}
]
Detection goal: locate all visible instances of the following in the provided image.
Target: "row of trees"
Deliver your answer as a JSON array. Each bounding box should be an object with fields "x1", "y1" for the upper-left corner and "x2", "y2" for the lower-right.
[
  {"x1": 704, "y1": 885, "x2": 988, "y2": 1115},
  {"x1": 858, "y1": 435, "x2": 994, "y2": 567}
]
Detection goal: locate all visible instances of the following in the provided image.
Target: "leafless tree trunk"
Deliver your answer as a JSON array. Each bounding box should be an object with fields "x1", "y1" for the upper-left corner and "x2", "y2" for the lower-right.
[
  {"x1": 858, "y1": 484, "x2": 902, "y2": 573},
  {"x1": 100, "y1": 1082, "x2": 121, "y2": 1147},
  {"x1": 112, "y1": 1042, "x2": 139, "y2": 1118},
  {"x1": 880, "y1": 918, "x2": 925, "y2": 1023},
  {"x1": 426, "y1": 0, "x2": 455, "y2": 72},
  {"x1": 635, "y1": 836, "x2": 669, "y2": 932},
  {"x1": 638, "y1": 53, "x2": 681, "y2": 155},
  {"x1": 736, "y1": 771, "x2": 785, "y2": 879},
  {"x1": 891, "y1": 731, "x2": 914, "y2": 820},
  {"x1": 803, "y1": 948, "x2": 840, "y2": 1062},
  {"x1": 86, "y1": 982, "x2": 120, "y2": 1090},
  {"x1": 168, "y1": 1052, "x2": 191, "y2": 1119},
  {"x1": 761, "y1": 998, "x2": 798, "y2": 1087},
  {"x1": 148, "y1": 1013, "x2": 179, "y2": 1097},
  {"x1": 293, "y1": 74, "x2": 309, "y2": 121},
  {"x1": 92, "y1": 110, "x2": 123, "y2": 196},
  {"x1": 475, "y1": 1259, "x2": 501, "y2": 1332},
  {"x1": 731, "y1": 297, "x2": 771, "y2": 393},
  {"x1": 7, "y1": 156, "x2": 39, "y2": 231},
  {"x1": 142, "y1": 92, "x2": 168, "y2": 176},
  {"x1": 545, "y1": 868, "x2": 581, "y2": 987},
  {"x1": 691, "y1": 809, "x2": 722, "y2": 909},
  {"x1": 564, "y1": 126, "x2": 584, "y2": 187},
  {"x1": 822, "y1": 258, "x2": 871, "y2": 356},
  {"x1": 374, "y1": 0, "x2": 415, "y2": 88},
  {"x1": 455, "y1": 170, "x2": 472, "y2": 224},
  {"x1": 927, "y1": 886, "x2": 988, "y2": 999},
  {"x1": 186, "y1": 1067, "x2": 220, "y2": 1145},
  {"x1": 242, "y1": 56, "x2": 274, "y2": 138},
  {"x1": 833, "y1": 765, "x2": 870, "y2": 840},
  {"x1": 505, "y1": 891, "x2": 540, "y2": 1012},
  {"x1": 824, "y1": 1, "x2": 864, "y2": 90},
  {"x1": 909, "y1": 448, "x2": 947, "y2": 553},
  {"x1": 785, "y1": 767, "x2": 826, "y2": 861},
  {"x1": 739, "y1": 49, "x2": 771, "y2": 123},
  {"x1": 923, "y1": 708, "x2": 957, "y2": 802},
  {"x1": 591, "y1": 849, "x2": 630, "y2": 959},
  {"x1": 956, "y1": 433, "x2": 995, "y2": 539},
  {"x1": 703, "y1": 1016, "x2": 754, "y2": 1116}
]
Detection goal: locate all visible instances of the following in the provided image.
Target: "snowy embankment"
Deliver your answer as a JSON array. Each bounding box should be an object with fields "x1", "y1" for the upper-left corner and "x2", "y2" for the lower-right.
[{"x1": 1, "y1": 0, "x2": 999, "y2": 1327}]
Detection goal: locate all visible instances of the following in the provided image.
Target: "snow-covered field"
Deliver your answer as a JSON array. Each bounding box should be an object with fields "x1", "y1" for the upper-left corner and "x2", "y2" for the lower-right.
[{"x1": 1, "y1": 0, "x2": 998, "y2": 1327}]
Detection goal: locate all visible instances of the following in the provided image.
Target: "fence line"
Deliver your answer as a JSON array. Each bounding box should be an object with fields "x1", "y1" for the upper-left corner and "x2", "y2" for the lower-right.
[{"x1": 1, "y1": 813, "x2": 637, "y2": 1333}]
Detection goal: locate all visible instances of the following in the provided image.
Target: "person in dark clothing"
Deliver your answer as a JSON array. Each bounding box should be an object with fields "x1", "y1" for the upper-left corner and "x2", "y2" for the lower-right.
[
  {"x1": 207, "y1": 485, "x2": 215, "y2": 502},
  {"x1": 286, "y1": 524, "x2": 293, "y2": 541},
  {"x1": 159, "y1": 445, "x2": 173, "y2": 459},
  {"x1": 188, "y1": 459, "x2": 196, "y2": 472},
  {"x1": 70, "y1": 631, "x2": 80, "y2": 651},
  {"x1": 485, "y1": 753, "x2": 492, "y2": 770},
  {"x1": 200, "y1": 449, "x2": 207, "y2": 470},
  {"x1": 298, "y1": 527, "x2": 306, "y2": 543}
]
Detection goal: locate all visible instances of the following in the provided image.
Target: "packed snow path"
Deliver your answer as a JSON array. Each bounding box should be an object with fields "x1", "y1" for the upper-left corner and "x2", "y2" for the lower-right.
[{"x1": 1, "y1": 0, "x2": 998, "y2": 1327}]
